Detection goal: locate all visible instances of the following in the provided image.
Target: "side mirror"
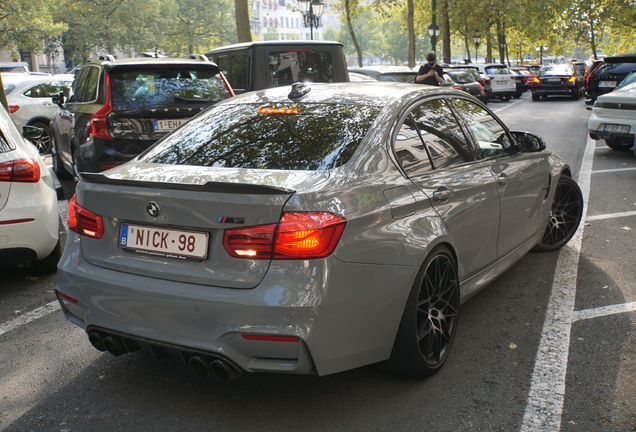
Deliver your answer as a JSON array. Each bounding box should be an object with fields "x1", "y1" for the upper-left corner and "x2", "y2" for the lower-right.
[
  {"x1": 52, "y1": 91, "x2": 65, "y2": 107},
  {"x1": 22, "y1": 125, "x2": 43, "y2": 140},
  {"x1": 510, "y1": 131, "x2": 546, "y2": 152}
]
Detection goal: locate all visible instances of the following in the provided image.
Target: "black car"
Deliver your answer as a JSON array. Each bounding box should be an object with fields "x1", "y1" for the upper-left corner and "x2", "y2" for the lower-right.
[
  {"x1": 510, "y1": 69, "x2": 529, "y2": 98},
  {"x1": 443, "y1": 68, "x2": 487, "y2": 103},
  {"x1": 585, "y1": 53, "x2": 636, "y2": 107},
  {"x1": 531, "y1": 63, "x2": 583, "y2": 101},
  {"x1": 50, "y1": 56, "x2": 234, "y2": 178}
]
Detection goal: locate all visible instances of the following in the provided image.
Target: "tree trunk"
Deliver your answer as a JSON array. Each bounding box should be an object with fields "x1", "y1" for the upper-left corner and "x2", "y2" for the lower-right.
[
  {"x1": 441, "y1": 0, "x2": 450, "y2": 64},
  {"x1": 407, "y1": 0, "x2": 415, "y2": 68},
  {"x1": 345, "y1": 0, "x2": 363, "y2": 66},
  {"x1": 235, "y1": 0, "x2": 252, "y2": 43}
]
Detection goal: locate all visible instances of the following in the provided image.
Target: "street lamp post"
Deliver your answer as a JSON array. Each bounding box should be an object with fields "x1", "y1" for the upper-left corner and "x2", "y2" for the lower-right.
[
  {"x1": 298, "y1": 0, "x2": 324, "y2": 41},
  {"x1": 428, "y1": 0, "x2": 440, "y2": 52},
  {"x1": 473, "y1": 32, "x2": 481, "y2": 64}
]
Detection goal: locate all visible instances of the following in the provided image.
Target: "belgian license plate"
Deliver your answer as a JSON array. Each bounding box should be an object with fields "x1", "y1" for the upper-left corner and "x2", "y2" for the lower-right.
[
  {"x1": 599, "y1": 81, "x2": 617, "y2": 88},
  {"x1": 603, "y1": 124, "x2": 630, "y2": 133},
  {"x1": 496, "y1": 81, "x2": 507, "y2": 85},
  {"x1": 119, "y1": 224, "x2": 209, "y2": 260},
  {"x1": 547, "y1": 78, "x2": 561, "y2": 83},
  {"x1": 153, "y1": 119, "x2": 187, "y2": 132}
]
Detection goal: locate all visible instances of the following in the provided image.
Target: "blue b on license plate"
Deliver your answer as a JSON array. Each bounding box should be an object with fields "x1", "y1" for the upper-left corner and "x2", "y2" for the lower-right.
[{"x1": 119, "y1": 224, "x2": 209, "y2": 259}]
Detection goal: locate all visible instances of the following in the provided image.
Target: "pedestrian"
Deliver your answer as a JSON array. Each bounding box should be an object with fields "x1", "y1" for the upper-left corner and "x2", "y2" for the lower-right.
[{"x1": 415, "y1": 52, "x2": 444, "y2": 86}]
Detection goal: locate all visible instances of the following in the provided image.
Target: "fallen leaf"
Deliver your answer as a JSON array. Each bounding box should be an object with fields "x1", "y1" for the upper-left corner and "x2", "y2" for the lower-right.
[
  {"x1": 25, "y1": 276, "x2": 39, "y2": 281},
  {"x1": 13, "y1": 310, "x2": 21, "y2": 314},
  {"x1": 584, "y1": 223, "x2": 591, "y2": 226},
  {"x1": 509, "y1": 343, "x2": 518, "y2": 349},
  {"x1": 620, "y1": 226, "x2": 632, "y2": 231},
  {"x1": 602, "y1": 285, "x2": 610, "y2": 289}
]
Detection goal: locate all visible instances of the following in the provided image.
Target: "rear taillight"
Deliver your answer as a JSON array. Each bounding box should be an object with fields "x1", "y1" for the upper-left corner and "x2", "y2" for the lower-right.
[
  {"x1": 568, "y1": 76, "x2": 577, "y2": 82},
  {"x1": 533, "y1": 77, "x2": 540, "y2": 83},
  {"x1": 453, "y1": 83, "x2": 462, "y2": 90},
  {"x1": 479, "y1": 79, "x2": 486, "y2": 85},
  {"x1": 489, "y1": 76, "x2": 494, "y2": 81},
  {"x1": 90, "y1": 73, "x2": 113, "y2": 140},
  {"x1": 223, "y1": 212, "x2": 346, "y2": 260},
  {"x1": 68, "y1": 195, "x2": 104, "y2": 239},
  {"x1": 478, "y1": 83, "x2": 483, "y2": 91},
  {"x1": 8, "y1": 105, "x2": 19, "y2": 113},
  {"x1": 0, "y1": 159, "x2": 40, "y2": 182}
]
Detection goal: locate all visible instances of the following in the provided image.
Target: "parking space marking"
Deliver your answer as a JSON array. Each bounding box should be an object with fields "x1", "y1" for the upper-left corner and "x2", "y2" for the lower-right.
[
  {"x1": 573, "y1": 302, "x2": 636, "y2": 322},
  {"x1": 586, "y1": 210, "x2": 636, "y2": 221},
  {"x1": 58, "y1": 199, "x2": 69, "y2": 229},
  {"x1": 520, "y1": 136, "x2": 595, "y2": 432},
  {"x1": 592, "y1": 167, "x2": 636, "y2": 174},
  {"x1": 0, "y1": 301, "x2": 60, "y2": 337}
]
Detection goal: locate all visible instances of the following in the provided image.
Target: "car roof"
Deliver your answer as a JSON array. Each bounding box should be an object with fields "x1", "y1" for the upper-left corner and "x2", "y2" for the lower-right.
[
  {"x1": 604, "y1": 54, "x2": 636, "y2": 64},
  {"x1": 207, "y1": 40, "x2": 343, "y2": 54},
  {"x1": 84, "y1": 57, "x2": 220, "y2": 71},
  {"x1": 222, "y1": 82, "x2": 450, "y2": 107}
]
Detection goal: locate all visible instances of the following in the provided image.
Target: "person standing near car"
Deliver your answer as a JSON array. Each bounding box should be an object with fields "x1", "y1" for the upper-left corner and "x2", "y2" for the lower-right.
[{"x1": 416, "y1": 52, "x2": 444, "y2": 86}]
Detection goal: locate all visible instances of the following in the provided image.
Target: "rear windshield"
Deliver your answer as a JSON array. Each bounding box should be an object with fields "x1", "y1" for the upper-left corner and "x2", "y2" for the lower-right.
[
  {"x1": 142, "y1": 103, "x2": 381, "y2": 170},
  {"x1": 109, "y1": 67, "x2": 231, "y2": 111},
  {"x1": 485, "y1": 66, "x2": 511, "y2": 75},
  {"x1": 378, "y1": 73, "x2": 416, "y2": 83},
  {"x1": 446, "y1": 71, "x2": 474, "y2": 82},
  {"x1": 269, "y1": 51, "x2": 334, "y2": 86},
  {"x1": 595, "y1": 62, "x2": 636, "y2": 77},
  {"x1": 539, "y1": 65, "x2": 574, "y2": 76}
]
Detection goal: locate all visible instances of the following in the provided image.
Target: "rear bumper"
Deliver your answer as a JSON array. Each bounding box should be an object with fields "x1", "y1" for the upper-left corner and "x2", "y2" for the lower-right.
[
  {"x1": 588, "y1": 112, "x2": 635, "y2": 141},
  {"x1": 56, "y1": 232, "x2": 416, "y2": 376},
  {"x1": 532, "y1": 85, "x2": 579, "y2": 96}
]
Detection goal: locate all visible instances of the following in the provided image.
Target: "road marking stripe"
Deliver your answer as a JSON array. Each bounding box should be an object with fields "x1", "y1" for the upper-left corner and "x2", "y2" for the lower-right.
[
  {"x1": 0, "y1": 301, "x2": 61, "y2": 337},
  {"x1": 592, "y1": 167, "x2": 636, "y2": 174},
  {"x1": 520, "y1": 136, "x2": 595, "y2": 431},
  {"x1": 573, "y1": 302, "x2": 636, "y2": 322},
  {"x1": 586, "y1": 210, "x2": 636, "y2": 221}
]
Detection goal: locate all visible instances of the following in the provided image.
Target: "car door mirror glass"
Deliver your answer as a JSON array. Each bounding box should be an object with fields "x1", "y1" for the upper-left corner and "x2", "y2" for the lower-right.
[
  {"x1": 510, "y1": 131, "x2": 546, "y2": 152},
  {"x1": 22, "y1": 125, "x2": 43, "y2": 140},
  {"x1": 52, "y1": 91, "x2": 66, "y2": 106}
]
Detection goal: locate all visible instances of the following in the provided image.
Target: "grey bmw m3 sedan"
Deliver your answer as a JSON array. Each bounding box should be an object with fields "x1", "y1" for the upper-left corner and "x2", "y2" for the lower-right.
[{"x1": 56, "y1": 82, "x2": 583, "y2": 380}]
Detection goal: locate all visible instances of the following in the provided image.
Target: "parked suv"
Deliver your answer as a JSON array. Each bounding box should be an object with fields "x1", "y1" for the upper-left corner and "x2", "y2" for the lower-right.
[
  {"x1": 206, "y1": 41, "x2": 349, "y2": 94},
  {"x1": 49, "y1": 56, "x2": 234, "y2": 178},
  {"x1": 585, "y1": 53, "x2": 636, "y2": 108},
  {"x1": 465, "y1": 63, "x2": 516, "y2": 101}
]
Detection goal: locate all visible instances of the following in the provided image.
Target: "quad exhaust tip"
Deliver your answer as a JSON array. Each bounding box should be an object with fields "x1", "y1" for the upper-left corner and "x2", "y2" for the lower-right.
[{"x1": 188, "y1": 355, "x2": 242, "y2": 381}]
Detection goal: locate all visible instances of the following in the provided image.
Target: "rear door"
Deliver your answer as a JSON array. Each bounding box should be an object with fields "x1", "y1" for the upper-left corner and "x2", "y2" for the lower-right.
[{"x1": 394, "y1": 97, "x2": 501, "y2": 279}]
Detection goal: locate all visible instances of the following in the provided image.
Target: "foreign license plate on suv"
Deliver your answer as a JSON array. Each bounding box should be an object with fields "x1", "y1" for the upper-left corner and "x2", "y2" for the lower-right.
[
  {"x1": 603, "y1": 124, "x2": 630, "y2": 133},
  {"x1": 599, "y1": 81, "x2": 617, "y2": 88},
  {"x1": 153, "y1": 119, "x2": 188, "y2": 132},
  {"x1": 119, "y1": 224, "x2": 209, "y2": 260}
]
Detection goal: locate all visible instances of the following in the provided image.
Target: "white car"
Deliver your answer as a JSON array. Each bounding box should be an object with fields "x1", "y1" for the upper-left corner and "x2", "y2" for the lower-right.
[
  {"x1": 588, "y1": 72, "x2": 636, "y2": 152},
  {"x1": 465, "y1": 63, "x2": 516, "y2": 101},
  {"x1": 3, "y1": 74, "x2": 74, "y2": 154},
  {"x1": 0, "y1": 103, "x2": 61, "y2": 273}
]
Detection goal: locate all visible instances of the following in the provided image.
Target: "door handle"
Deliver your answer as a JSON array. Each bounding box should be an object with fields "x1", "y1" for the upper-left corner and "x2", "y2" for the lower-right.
[
  {"x1": 497, "y1": 173, "x2": 509, "y2": 187},
  {"x1": 433, "y1": 188, "x2": 453, "y2": 202}
]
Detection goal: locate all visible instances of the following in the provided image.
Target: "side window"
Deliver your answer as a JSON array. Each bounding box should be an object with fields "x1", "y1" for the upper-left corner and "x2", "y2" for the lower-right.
[
  {"x1": 394, "y1": 114, "x2": 433, "y2": 176},
  {"x1": 451, "y1": 98, "x2": 515, "y2": 159},
  {"x1": 410, "y1": 99, "x2": 474, "y2": 169},
  {"x1": 215, "y1": 56, "x2": 229, "y2": 76},
  {"x1": 73, "y1": 66, "x2": 100, "y2": 103},
  {"x1": 23, "y1": 82, "x2": 71, "y2": 98},
  {"x1": 229, "y1": 54, "x2": 249, "y2": 90}
]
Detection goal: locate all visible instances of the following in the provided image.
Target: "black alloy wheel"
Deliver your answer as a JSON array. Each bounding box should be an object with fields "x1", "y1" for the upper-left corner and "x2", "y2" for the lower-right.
[
  {"x1": 380, "y1": 245, "x2": 459, "y2": 378},
  {"x1": 534, "y1": 176, "x2": 583, "y2": 252},
  {"x1": 29, "y1": 122, "x2": 51, "y2": 154},
  {"x1": 604, "y1": 135, "x2": 633, "y2": 151}
]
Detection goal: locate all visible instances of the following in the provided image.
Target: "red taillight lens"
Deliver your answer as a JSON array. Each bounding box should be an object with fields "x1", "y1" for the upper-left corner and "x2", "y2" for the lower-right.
[
  {"x1": 489, "y1": 76, "x2": 494, "y2": 81},
  {"x1": 8, "y1": 105, "x2": 19, "y2": 113},
  {"x1": 479, "y1": 79, "x2": 486, "y2": 85},
  {"x1": 68, "y1": 195, "x2": 104, "y2": 239},
  {"x1": 90, "y1": 73, "x2": 113, "y2": 140},
  {"x1": 0, "y1": 159, "x2": 40, "y2": 183},
  {"x1": 453, "y1": 83, "x2": 462, "y2": 90},
  {"x1": 478, "y1": 83, "x2": 483, "y2": 91},
  {"x1": 223, "y1": 212, "x2": 346, "y2": 260}
]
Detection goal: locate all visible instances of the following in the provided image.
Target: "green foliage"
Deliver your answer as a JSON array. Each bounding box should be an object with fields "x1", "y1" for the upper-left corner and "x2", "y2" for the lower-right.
[{"x1": 0, "y1": 0, "x2": 67, "y2": 52}]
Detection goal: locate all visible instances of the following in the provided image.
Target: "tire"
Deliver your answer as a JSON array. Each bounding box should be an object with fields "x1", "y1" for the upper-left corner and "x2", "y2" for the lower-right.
[
  {"x1": 604, "y1": 135, "x2": 633, "y2": 151},
  {"x1": 31, "y1": 239, "x2": 61, "y2": 274},
  {"x1": 51, "y1": 134, "x2": 72, "y2": 179},
  {"x1": 532, "y1": 93, "x2": 540, "y2": 101},
  {"x1": 500, "y1": 94, "x2": 510, "y2": 102},
  {"x1": 29, "y1": 121, "x2": 52, "y2": 154},
  {"x1": 572, "y1": 90, "x2": 580, "y2": 100},
  {"x1": 513, "y1": 92, "x2": 522, "y2": 99},
  {"x1": 533, "y1": 176, "x2": 583, "y2": 252},
  {"x1": 380, "y1": 245, "x2": 459, "y2": 378}
]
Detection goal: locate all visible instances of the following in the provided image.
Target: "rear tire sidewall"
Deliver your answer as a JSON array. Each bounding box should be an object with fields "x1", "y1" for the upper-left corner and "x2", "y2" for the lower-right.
[{"x1": 29, "y1": 121, "x2": 51, "y2": 154}]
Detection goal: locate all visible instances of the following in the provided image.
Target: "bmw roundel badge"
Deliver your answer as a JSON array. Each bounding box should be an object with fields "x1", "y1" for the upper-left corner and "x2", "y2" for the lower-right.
[{"x1": 147, "y1": 201, "x2": 160, "y2": 217}]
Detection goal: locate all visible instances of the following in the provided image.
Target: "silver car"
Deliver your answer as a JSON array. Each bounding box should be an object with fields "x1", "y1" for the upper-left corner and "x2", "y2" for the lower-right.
[{"x1": 56, "y1": 82, "x2": 583, "y2": 380}]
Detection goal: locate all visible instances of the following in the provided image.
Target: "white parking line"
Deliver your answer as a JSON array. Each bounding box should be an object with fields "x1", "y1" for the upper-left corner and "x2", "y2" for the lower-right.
[
  {"x1": 586, "y1": 210, "x2": 636, "y2": 221},
  {"x1": 0, "y1": 301, "x2": 61, "y2": 337},
  {"x1": 592, "y1": 167, "x2": 636, "y2": 174},
  {"x1": 573, "y1": 302, "x2": 636, "y2": 322},
  {"x1": 520, "y1": 136, "x2": 595, "y2": 431}
]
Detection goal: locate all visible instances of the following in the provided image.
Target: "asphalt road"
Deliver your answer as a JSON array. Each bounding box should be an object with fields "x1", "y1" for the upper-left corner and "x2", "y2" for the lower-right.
[{"x1": 1, "y1": 92, "x2": 635, "y2": 432}]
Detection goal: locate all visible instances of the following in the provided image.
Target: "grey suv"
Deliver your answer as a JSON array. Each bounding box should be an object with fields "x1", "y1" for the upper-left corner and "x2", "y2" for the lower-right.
[{"x1": 50, "y1": 56, "x2": 234, "y2": 178}]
